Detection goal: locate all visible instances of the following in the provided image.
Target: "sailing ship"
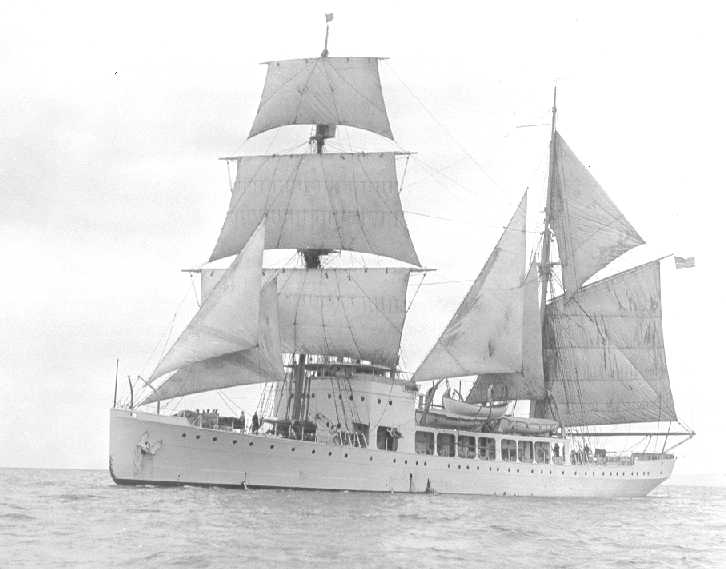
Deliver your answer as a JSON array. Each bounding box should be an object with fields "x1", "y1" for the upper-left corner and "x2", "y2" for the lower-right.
[{"x1": 109, "y1": 18, "x2": 693, "y2": 497}]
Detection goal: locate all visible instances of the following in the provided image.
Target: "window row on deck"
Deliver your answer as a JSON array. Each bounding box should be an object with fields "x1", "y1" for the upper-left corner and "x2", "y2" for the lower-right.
[{"x1": 414, "y1": 432, "x2": 559, "y2": 464}]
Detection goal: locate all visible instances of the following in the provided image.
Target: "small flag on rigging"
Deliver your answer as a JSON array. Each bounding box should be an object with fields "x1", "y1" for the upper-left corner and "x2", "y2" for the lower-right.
[
  {"x1": 325, "y1": 13, "x2": 334, "y2": 23},
  {"x1": 674, "y1": 256, "x2": 695, "y2": 269}
]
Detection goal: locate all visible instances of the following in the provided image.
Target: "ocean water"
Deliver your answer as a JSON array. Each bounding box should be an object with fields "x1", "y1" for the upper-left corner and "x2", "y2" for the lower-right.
[{"x1": 0, "y1": 469, "x2": 724, "y2": 568}]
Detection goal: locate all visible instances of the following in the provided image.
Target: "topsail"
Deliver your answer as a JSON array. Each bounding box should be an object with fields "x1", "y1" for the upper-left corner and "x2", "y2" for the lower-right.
[
  {"x1": 209, "y1": 152, "x2": 419, "y2": 265},
  {"x1": 249, "y1": 57, "x2": 393, "y2": 140},
  {"x1": 551, "y1": 133, "x2": 644, "y2": 295}
]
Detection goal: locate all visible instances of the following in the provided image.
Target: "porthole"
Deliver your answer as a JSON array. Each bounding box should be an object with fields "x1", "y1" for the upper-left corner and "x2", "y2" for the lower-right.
[
  {"x1": 416, "y1": 461, "x2": 419, "y2": 466},
  {"x1": 369, "y1": 456, "x2": 373, "y2": 461},
  {"x1": 516, "y1": 469, "x2": 520, "y2": 473},
  {"x1": 181, "y1": 433, "x2": 186, "y2": 438},
  {"x1": 195, "y1": 435, "x2": 200, "y2": 440},
  {"x1": 349, "y1": 395, "x2": 354, "y2": 401},
  {"x1": 232, "y1": 440, "x2": 238, "y2": 445},
  {"x1": 328, "y1": 451, "x2": 332, "y2": 456},
  {"x1": 404, "y1": 460, "x2": 408, "y2": 465},
  {"x1": 249, "y1": 441, "x2": 254, "y2": 447},
  {"x1": 476, "y1": 466, "x2": 479, "y2": 471},
  {"x1": 507, "y1": 468, "x2": 511, "y2": 473},
  {"x1": 328, "y1": 393, "x2": 332, "y2": 399},
  {"x1": 312, "y1": 449, "x2": 316, "y2": 454},
  {"x1": 311, "y1": 393, "x2": 316, "y2": 398},
  {"x1": 466, "y1": 465, "x2": 470, "y2": 470},
  {"x1": 377, "y1": 398, "x2": 382, "y2": 404},
  {"x1": 458, "y1": 465, "x2": 461, "y2": 470},
  {"x1": 424, "y1": 461, "x2": 427, "y2": 466},
  {"x1": 360, "y1": 396, "x2": 365, "y2": 402},
  {"x1": 447, "y1": 464, "x2": 451, "y2": 469},
  {"x1": 393, "y1": 458, "x2": 397, "y2": 463},
  {"x1": 291, "y1": 448, "x2": 296, "y2": 452},
  {"x1": 212, "y1": 437, "x2": 217, "y2": 442},
  {"x1": 388, "y1": 400, "x2": 393, "y2": 406},
  {"x1": 344, "y1": 453, "x2": 349, "y2": 458},
  {"x1": 338, "y1": 394, "x2": 342, "y2": 400},
  {"x1": 270, "y1": 444, "x2": 275, "y2": 450}
]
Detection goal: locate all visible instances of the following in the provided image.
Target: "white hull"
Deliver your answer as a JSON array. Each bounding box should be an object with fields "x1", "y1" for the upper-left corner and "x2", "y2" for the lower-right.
[{"x1": 110, "y1": 409, "x2": 674, "y2": 497}]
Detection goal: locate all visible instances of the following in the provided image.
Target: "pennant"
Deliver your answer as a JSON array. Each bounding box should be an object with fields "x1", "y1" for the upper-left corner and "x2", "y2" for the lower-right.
[
  {"x1": 674, "y1": 256, "x2": 695, "y2": 269},
  {"x1": 325, "y1": 13, "x2": 334, "y2": 23}
]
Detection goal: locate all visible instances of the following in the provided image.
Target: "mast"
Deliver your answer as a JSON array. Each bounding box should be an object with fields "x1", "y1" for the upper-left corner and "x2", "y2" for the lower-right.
[
  {"x1": 301, "y1": 13, "x2": 336, "y2": 269},
  {"x1": 539, "y1": 86, "x2": 557, "y2": 320},
  {"x1": 534, "y1": 87, "x2": 557, "y2": 420},
  {"x1": 292, "y1": 13, "x2": 336, "y2": 426}
]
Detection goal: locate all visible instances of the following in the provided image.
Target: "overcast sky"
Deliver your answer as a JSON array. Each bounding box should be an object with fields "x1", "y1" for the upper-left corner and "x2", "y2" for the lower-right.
[{"x1": 1, "y1": 1, "x2": 723, "y2": 480}]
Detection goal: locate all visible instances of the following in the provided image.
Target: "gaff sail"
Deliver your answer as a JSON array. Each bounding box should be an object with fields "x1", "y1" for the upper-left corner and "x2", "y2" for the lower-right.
[{"x1": 535, "y1": 261, "x2": 677, "y2": 426}]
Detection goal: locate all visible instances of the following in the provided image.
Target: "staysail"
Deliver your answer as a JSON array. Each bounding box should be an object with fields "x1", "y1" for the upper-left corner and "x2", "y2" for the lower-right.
[
  {"x1": 412, "y1": 194, "x2": 528, "y2": 382},
  {"x1": 149, "y1": 222, "x2": 266, "y2": 380},
  {"x1": 142, "y1": 279, "x2": 284, "y2": 403},
  {"x1": 535, "y1": 260, "x2": 677, "y2": 426},
  {"x1": 249, "y1": 57, "x2": 393, "y2": 140},
  {"x1": 209, "y1": 152, "x2": 419, "y2": 265},
  {"x1": 466, "y1": 260, "x2": 545, "y2": 402},
  {"x1": 551, "y1": 132, "x2": 644, "y2": 295}
]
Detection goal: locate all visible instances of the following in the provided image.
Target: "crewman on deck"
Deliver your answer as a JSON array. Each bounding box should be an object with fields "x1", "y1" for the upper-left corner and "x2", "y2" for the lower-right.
[
  {"x1": 252, "y1": 412, "x2": 259, "y2": 434},
  {"x1": 239, "y1": 410, "x2": 246, "y2": 432}
]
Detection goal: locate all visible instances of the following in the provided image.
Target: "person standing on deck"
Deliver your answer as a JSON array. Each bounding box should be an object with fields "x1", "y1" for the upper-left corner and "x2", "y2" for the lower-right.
[
  {"x1": 252, "y1": 412, "x2": 259, "y2": 434},
  {"x1": 239, "y1": 410, "x2": 246, "y2": 433}
]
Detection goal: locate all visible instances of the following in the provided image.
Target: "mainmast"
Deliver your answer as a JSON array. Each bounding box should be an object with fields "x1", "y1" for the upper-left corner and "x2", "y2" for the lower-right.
[
  {"x1": 534, "y1": 87, "x2": 557, "y2": 421},
  {"x1": 539, "y1": 86, "x2": 557, "y2": 320}
]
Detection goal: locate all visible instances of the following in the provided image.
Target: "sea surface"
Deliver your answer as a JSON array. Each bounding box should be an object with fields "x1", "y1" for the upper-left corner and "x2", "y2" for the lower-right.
[{"x1": 0, "y1": 468, "x2": 725, "y2": 568}]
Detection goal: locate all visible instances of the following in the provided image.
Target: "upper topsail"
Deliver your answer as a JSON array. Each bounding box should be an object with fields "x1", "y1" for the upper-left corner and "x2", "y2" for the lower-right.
[
  {"x1": 249, "y1": 57, "x2": 393, "y2": 140},
  {"x1": 209, "y1": 152, "x2": 419, "y2": 265},
  {"x1": 551, "y1": 132, "x2": 644, "y2": 295},
  {"x1": 412, "y1": 193, "x2": 533, "y2": 382},
  {"x1": 150, "y1": 222, "x2": 266, "y2": 380}
]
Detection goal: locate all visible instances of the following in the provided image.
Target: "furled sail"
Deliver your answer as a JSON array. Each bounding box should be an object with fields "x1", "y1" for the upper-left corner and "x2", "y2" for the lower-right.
[
  {"x1": 466, "y1": 260, "x2": 545, "y2": 402},
  {"x1": 535, "y1": 260, "x2": 677, "y2": 426},
  {"x1": 142, "y1": 280, "x2": 284, "y2": 403},
  {"x1": 149, "y1": 222, "x2": 265, "y2": 380},
  {"x1": 249, "y1": 57, "x2": 393, "y2": 140},
  {"x1": 412, "y1": 194, "x2": 527, "y2": 382},
  {"x1": 268, "y1": 267, "x2": 410, "y2": 367},
  {"x1": 551, "y1": 132, "x2": 644, "y2": 295},
  {"x1": 209, "y1": 152, "x2": 419, "y2": 266}
]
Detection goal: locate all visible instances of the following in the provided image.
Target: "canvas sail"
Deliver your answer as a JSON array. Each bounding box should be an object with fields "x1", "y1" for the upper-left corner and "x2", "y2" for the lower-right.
[
  {"x1": 209, "y1": 152, "x2": 419, "y2": 265},
  {"x1": 269, "y1": 267, "x2": 410, "y2": 367},
  {"x1": 150, "y1": 223, "x2": 265, "y2": 380},
  {"x1": 551, "y1": 132, "x2": 644, "y2": 295},
  {"x1": 466, "y1": 260, "x2": 545, "y2": 402},
  {"x1": 142, "y1": 280, "x2": 283, "y2": 403},
  {"x1": 412, "y1": 194, "x2": 527, "y2": 382},
  {"x1": 535, "y1": 260, "x2": 677, "y2": 426},
  {"x1": 249, "y1": 57, "x2": 393, "y2": 140}
]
